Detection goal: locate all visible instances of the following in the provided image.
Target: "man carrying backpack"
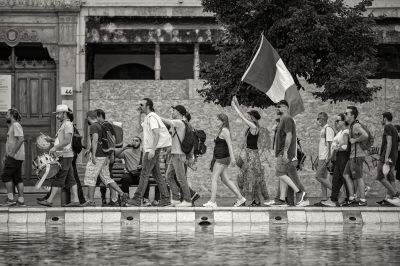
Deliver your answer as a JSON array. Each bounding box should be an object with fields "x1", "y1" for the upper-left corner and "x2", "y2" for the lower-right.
[
  {"x1": 343, "y1": 106, "x2": 369, "y2": 206},
  {"x1": 160, "y1": 105, "x2": 192, "y2": 207},
  {"x1": 95, "y1": 109, "x2": 119, "y2": 206},
  {"x1": 82, "y1": 111, "x2": 129, "y2": 207}
]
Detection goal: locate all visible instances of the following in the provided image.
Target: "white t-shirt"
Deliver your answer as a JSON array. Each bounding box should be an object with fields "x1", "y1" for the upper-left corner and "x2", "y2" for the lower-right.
[
  {"x1": 6, "y1": 122, "x2": 25, "y2": 161},
  {"x1": 170, "y1": 120, "x2": 185, "y2": 155},
  {"x1": 318, "y1": 124, "x2": 335, "y2": 160},
  {"x1": 332, "y1": 129, "x2": 349, "y2": 152},
  {"x1": 142, "y1": 112, "x2": 172, "y2": 152},
  {"x1": 54, "y1": 119, "x2": 74, "y2": 158}
]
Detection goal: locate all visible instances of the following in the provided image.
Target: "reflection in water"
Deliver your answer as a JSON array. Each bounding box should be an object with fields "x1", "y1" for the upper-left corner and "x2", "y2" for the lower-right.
[{"x1": 0, "y1": 224, "x2": 399, "y2": 265}]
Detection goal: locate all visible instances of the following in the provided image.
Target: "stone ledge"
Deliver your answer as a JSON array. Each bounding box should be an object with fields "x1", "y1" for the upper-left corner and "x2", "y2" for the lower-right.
[{"x1": 0, "y1": 207, "x2": 398, "y2": 224}]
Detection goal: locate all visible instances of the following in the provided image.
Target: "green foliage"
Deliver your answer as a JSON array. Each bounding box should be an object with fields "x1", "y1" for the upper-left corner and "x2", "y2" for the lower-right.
[{"x1": 199, "y1": 0, "x2": 380, "y2": 107}]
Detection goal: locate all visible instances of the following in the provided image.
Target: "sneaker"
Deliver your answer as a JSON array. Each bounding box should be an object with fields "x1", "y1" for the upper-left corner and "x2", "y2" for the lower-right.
[
  {"x1": 2, "y1": 198, "x2": 16, "y2": 207},
  {"x1": 168, "y1": 199, "x2": 181, "y2": 207},
  {"x1": 296, "y1": 199, "x2": 310, "y2": 207},
  {"x1": 151, "y1": 200, "x2": 159, "y2": 206},
  {"x1": 176, "y1": 201, "x2": 192, "y2": 207},
  {"x1": 203, "y1": 201, "x2": 218, "y2": 208},
  {"x1": 107, "y1": 200, "x2": 118, "y2": 207},
  {"x1": 126, "y1": 198, "x2": 141, "y2": 207},
  {"x1": 264, "y1": 200, "x2": 275, "y2": 206},
  {"x1": 321, "y1": 199, "x2": 337, "y2": 207},
  {"x1": 295, "y1": 191, "x2": 306, "y2": 205},
  {"x1": 313, "y1": 201, "x2": 325, "y2": 207},
  {"x1": 81, "y1": 201, "x2": 96, "y2": 207},
  {"x1": 65, "y1": 202, "x2": 80, "y2": 207},
  {"x1": 36, "y1": 195, "x2": 48, "y2": 201},
  {"x1": 386, "y1": 197, "x2": 400, "y2": 207},
  {"x1": 37, "y1": 200, "x2": 52, "y2": 207},
  {"x1": 233, "y1": 197, "x2": 246, "y2": 207},
  {"x1": 158, "y1": 199, "x2": 172, "y2": 207},
  {"x1": 142, "y1": 198, "x2": 152, "y2": 207},
  {"x1": 271, "y1": 199, "x2": 288, "y2": 207},
  {"x1": 16, "y1": 200, "x2": 26, "y2": 207},
  {"x1": 250, "y1": 201, "x2": 261, "y2": 207},
  {"x1": 358, "y1": 200, "x2": 367, "y2": 206},
  {"x1": 120, "y1": 193, "x2": 129, "y2": 207},
  {"x1": 191, "y1": 192, "x2": 200, "y2": 204}
]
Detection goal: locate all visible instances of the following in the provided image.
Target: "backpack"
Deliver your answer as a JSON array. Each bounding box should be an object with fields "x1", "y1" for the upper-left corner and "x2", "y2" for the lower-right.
[
  {"x1": 72, "y1": 125, "x2": 83, "y2": 155},
  {"x1": 174, "y1": 120, "x2": 195, "y2": 154},
  {"x1": 99, "y1": 121, "x2": 116, "y2": 155},
  {"x1": 193, "y1": 129, "x2": 207, "y2": 156},
  {"x1": 296, "y1": 138, "x2": 306, "y2": 170},
  {"x1": 350, "y1": 120, "x2": 374, "y2": 153}
]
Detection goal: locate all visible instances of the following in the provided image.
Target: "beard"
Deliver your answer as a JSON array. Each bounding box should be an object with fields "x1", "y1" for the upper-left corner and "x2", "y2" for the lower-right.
[
  {"x1": 6, "y1": 118, "x2": 11, "y2": 124},
  {"x1": 276, "y1": 110, "x2": 283, "y2": 116}
]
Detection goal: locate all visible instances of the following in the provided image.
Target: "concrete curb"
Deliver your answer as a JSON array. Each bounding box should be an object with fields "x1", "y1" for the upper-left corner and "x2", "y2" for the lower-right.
[{"x1": 0, "y1": 206, "x2": 398, "y2": 225}]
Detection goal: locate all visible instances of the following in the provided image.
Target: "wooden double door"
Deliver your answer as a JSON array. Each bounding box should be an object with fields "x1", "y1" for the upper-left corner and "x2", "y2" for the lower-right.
[{"x1": 0, "y1": 68, "x2": 56, "y2": 181}]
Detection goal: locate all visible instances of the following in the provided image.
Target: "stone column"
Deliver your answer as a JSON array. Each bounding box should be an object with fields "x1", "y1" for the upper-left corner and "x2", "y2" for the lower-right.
[
  {"x1": 194, "y1": 43, "x2": 200, "y2": 80},
  {"x1": 154, "y1": 43, "x2": 161, "y2": 80}
]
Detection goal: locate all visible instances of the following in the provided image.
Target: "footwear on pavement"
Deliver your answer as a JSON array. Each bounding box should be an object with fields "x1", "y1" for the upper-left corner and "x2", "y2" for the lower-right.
[
  {"x1": 203, "y1": 201, "x2": 217, "y2": 208},
  {"x1": 233, "y1": 197, "x2": 246, "y2": 207}
]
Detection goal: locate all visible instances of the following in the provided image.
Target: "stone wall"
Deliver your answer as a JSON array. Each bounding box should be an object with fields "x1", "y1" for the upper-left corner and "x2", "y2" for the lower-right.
[{"x1": 88, "y1": 79, "x2": 400, "y2": 198}]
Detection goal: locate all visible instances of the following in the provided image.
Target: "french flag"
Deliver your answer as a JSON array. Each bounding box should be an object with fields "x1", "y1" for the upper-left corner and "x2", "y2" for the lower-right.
[{"x1": 241, "y1": 35, "x2": 305, "y2": 117}]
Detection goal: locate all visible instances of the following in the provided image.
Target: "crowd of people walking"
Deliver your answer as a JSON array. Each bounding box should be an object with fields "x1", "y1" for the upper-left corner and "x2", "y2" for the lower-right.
[{"x1": 1, "y1": 97, "x2": 400, "y2": 207}]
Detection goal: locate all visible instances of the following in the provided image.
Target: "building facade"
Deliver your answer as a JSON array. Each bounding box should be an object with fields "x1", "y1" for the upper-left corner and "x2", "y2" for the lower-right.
[{"x1": 0, "y1": 0, "x2": 399, "y2": 196}]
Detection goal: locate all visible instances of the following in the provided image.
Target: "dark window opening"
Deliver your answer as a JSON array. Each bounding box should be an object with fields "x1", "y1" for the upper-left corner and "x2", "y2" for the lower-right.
[
  {"x1": 15, "y1": 43, "x2": 52, "y2": 61},
  {"x1": 160, "y1": 44, "x2": 194, "y2": 80},
  {"x1": 373, "y1": 44, "x2": 400, "y2": 79},
  {"x1": 103, "y1": 63, "x2": 155, "y2": 80}
]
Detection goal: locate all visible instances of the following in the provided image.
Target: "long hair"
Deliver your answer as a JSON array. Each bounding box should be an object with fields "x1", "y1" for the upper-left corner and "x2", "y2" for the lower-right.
[
  {"x1": 217, "y1": 113, "x2": 230, "y2": 133},
  {"x1": 8, "y1": 108, "x2": 21, "y2": 122}
]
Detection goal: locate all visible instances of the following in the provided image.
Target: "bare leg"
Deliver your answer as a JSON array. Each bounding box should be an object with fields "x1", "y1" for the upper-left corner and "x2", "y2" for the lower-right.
[
  {"x1": 356, "y1": 179, "x2": 366, "y2": 199},
  {"x1": 87, "y1": 186, "x2": 96, "y2": 202},
  {"x1": 279, "y1": 175, "x2": 300, "y2": 192},
  {"x1": 279, "y1": 181, "x2": 288, "y2": 201},
  {"x1": 4, "y1": 182, "x2": 14, "y2": 198},
  {"x1": 70, "y1": 184, "x2": 79, "y2": 203},
  {"x1": 209, "y1": 163, "x2": 224, "y2": 202},
  {"x1": 380, "y1": 179, "x2": 397, "y2": 196},
  {"x1": 108, "y1": 182, "x2": 125, "y2": 196},
  {"x1": 16, "y1": 182, "x2": 24, "y2": 197},
  {"x1": 343, "y1": 174, "x2": 354, "y2": 198},
  {"x1": 220, "y1": 167, "x2": 243, "y2": 199},
  {"x1": 47, "y1": 187, "x2": 61, "y2": 203}
]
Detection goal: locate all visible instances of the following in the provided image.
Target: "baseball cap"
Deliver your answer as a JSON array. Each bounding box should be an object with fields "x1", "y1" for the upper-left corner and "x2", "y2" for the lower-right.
[{"x1": 171, "y1": 105, "x2": 187, "y2": 116}]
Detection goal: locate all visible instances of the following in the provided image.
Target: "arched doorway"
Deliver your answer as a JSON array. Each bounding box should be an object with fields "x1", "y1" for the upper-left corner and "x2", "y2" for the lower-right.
[{"x1": 103, "y1": 63, "x2": 155, "y2": 80}]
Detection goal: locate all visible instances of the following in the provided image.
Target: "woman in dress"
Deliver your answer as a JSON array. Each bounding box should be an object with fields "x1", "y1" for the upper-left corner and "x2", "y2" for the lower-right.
[
  {"x1": 203, "y1": 113, "x2": 246, "y2": 208},
  {"x1": 231, "y1": 96, "x2": 271, "y2": 206}
]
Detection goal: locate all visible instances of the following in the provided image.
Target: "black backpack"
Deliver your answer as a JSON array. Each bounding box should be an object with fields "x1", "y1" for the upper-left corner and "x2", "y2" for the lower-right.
[
  {"x1": 174, "y1": 120, "x2": 195, "y2": 154},
  {"x1": 72, "y1": 125, "x2": 83, "y2": 155},
  {"x1": 99, "y1": 121, "x2": 116, "y2": 156},
  {"x1": 296, "y1": 138, "x2": 306, "y2": 170},
  {"x1": 193, "y1": 129, "x2": 207, "y2": 156}
]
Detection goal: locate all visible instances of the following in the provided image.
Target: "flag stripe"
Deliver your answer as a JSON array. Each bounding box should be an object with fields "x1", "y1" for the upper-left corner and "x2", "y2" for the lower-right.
[
  {"x1": 266, "y1": 58, "x2": 295, "y2": 102},
  {"x1": 241, "y1": 35, "x2": 280, "y2": 93}
]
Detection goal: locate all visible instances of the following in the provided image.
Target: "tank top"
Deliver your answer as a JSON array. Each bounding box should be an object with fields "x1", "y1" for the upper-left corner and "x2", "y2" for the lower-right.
[
  {"x1": 214, "y1": 136, "x2": 230, "y2": 159},
  {"x1": 246, "y1": 128, "x2": 259, "y2": 150}
]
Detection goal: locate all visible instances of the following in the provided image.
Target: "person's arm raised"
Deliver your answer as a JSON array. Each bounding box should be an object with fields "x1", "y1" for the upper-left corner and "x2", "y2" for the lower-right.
[{"x1": 231, "y1": 96, "x2": 257, "y2": 129}]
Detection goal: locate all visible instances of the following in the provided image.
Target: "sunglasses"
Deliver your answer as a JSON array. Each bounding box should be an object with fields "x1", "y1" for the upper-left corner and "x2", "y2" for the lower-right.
[
  {"x1": 139, "y1": 104, "x2": 144, "y2": 107},
  {"x1": 345, "y1": 112, "x2": 352, "y2": 116}
]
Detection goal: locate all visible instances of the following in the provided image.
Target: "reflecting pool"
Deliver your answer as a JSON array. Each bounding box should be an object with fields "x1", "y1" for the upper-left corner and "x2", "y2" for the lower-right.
[{"x1": 0, "y1": 224, "x2": 399, "y2": 265}]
